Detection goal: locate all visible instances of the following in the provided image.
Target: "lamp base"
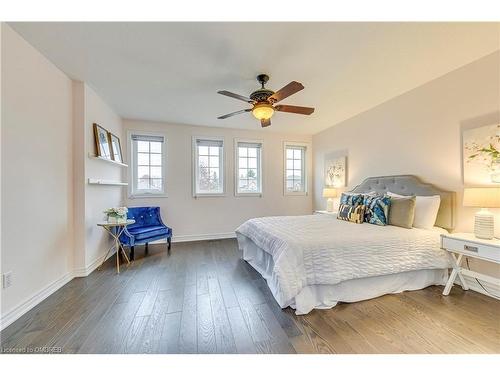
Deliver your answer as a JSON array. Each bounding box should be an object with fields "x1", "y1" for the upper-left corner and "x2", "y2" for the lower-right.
[
  {"x1": 474, "y1": 208, "x2": 494, "y2": 240},
  {"x1": 326, "y1": 198, "x2": 334, "y2": 212}
]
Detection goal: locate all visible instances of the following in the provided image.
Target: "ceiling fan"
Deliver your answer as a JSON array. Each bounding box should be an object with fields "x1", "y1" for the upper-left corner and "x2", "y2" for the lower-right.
[{"x1": 217, "y1": 74, "x2": 314, "y2": 127}]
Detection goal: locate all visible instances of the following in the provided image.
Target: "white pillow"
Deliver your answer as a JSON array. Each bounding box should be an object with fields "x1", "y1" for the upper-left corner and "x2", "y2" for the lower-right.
[{"x1": 387, "y1": 191, "x2": 441, "y2": 229}]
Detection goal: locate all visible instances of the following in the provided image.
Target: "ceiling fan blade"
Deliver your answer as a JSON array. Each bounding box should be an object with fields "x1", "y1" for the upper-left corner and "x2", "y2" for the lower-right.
[
  {"x1": 268, "y1": 81, "x2": 304, "y2": 103},
  {"x1": 217, "y1": 108, "x2": 251, "y2": 119},
  {"x1": 275, "y1": 104, "x2": 315, "y2": 115},
  {"x1": 261, "y1": 118, "x2": 271, "y2": 127},
  {"x1": 217, "y1": 90, "x2": 254, "y2": 103}
]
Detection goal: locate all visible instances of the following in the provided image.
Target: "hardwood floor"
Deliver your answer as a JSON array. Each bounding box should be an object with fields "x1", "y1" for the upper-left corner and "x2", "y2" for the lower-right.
[{"x1": 1, "y1": 239, "x2": 499, "y2": 354}]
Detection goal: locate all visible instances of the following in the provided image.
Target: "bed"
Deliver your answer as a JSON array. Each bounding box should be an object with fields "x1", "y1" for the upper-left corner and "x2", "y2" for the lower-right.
[{"x1": 235, "y1": 175, "x2": 456, "y2": 315}]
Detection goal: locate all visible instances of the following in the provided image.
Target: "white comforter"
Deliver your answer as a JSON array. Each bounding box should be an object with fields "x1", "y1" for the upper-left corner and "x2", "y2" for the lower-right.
[{"x1": 236, "y1": 214, "x2": 450, "y2": 306}]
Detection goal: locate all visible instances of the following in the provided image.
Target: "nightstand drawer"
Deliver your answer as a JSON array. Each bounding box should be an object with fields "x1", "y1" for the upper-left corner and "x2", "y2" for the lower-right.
[{"x1": 441, "y1": 236, "x2": 500, "y2": 262}]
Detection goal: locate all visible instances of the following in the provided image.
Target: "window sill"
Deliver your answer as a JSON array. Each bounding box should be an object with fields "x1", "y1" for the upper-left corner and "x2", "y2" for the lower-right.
[
  {"x1": 193, "y1": 193, "x2": 226, "y2": 198},
  {"x1": 129, "y1": 193, "x2": 168, "y2": 199},
  {"x1": 235, "y1": 192, "x2": 263, "y2": 197}
]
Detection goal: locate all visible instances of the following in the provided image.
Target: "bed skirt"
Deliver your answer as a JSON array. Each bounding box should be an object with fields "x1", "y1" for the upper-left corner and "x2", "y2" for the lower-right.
[{"x1": 236, "y1": 233, "x2": 448, "y2": 315}]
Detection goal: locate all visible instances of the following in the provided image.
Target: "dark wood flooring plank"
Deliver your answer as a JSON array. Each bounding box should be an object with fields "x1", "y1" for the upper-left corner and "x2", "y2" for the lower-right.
[
  {"x1": 158, "y1": 312, "x2": 182, "y2": 354},
  {"x1": 207, "y1": 278, "x2": 237, "y2": 353},
  {"x1": 197, "y1": 293, "x2": 216, "y2": 353},
  {"x1": 178, "y1": 284, "x2": 197, "y2": 353},
  {"x1": 226, "y1": 307, "x2": 257, "y2": 354}
]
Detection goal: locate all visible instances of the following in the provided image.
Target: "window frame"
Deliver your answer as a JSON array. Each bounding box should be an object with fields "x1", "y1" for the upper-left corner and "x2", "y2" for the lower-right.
[
  {"x1": 192, "y1": 136, "x2": 226, "y2": 197},
  {"x1": 128, "y1": 130, "x2": 168, "y2": 199},
  {"x1": 283, "y1": 141, "x2": 309, "y2": 196},
  {"x1": 234, "y1": 138, "x2": 264, "y2": 197}
]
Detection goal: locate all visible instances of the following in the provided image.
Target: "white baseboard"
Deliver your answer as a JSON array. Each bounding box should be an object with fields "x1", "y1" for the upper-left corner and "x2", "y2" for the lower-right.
[
  {"x1": 172, "y1": 232, "x2": 236, "y2": 243},
  {"x1": 73, "y1": 251, "x2": 115, "y2": 278},
  {"x1": 0, "y1": 272, "x2": 73, "y2": 331},
  {"x1": 145, "y1": 232, "x2": 236, "y2": 244},
  {"x1": 457, "y1": 275, "x2": 500, "y2": 300}
]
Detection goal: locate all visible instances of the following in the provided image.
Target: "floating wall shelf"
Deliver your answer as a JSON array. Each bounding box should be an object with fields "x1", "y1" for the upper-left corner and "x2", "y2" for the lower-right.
[
  {"x1": 88, "y1": 178, "x2": 128, "y2": 186},
  {"x1": 88, "y1": 153, "x2": 128, "y2": 167}
]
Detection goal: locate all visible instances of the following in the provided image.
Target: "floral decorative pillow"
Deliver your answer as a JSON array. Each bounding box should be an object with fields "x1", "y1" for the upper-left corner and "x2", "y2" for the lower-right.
[
  {"x1": 340, "y1": 192, "x2": 364, "y2": 207},
  {"x1": 363, "y1": 194, "x2": 391, "y2": 225}
]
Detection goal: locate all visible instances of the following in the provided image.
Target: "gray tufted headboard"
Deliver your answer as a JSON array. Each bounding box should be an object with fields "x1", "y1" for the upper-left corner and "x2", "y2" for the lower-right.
[{"x1": 350, "y1": 175, "x2": 455, "y2": 230}]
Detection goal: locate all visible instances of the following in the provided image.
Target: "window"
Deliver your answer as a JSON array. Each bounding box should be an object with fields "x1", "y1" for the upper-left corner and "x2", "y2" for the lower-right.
[
  {"x1": 193, "y1": 137, "x2": 224, "y2": 196},
  {"x1": 129, "y1": 133, "x2": 167, "y2": 197},
  {"x1": 284, "y1": 142, "x2": 307, "y2": 195},
  {"x1": 235, "y1": 140, "x2": 262, "y2": 196}
]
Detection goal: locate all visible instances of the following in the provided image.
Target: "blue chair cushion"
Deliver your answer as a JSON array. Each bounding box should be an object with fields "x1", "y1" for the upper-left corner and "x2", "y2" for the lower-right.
[{"x1": 127, "y1": 225, "x2": 171, "y2": 241}]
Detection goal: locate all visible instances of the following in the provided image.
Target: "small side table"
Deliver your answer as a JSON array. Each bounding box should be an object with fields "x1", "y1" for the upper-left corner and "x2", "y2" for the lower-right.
[
  {"x1": 440, "y1": 232, "x2": 500, "y2": 296},
  {"x1": 97, "y1": 220, "x2": 135, "y2": 273}
]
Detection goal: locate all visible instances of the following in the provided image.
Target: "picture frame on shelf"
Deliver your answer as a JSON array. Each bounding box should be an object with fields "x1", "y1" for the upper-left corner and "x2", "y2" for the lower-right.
[
  {"x1": 93, "y1": 123, "x2": 112, "y2": 160},
  {"x1": 108, "y1": 132, "x2": 123, "y2": 163}
]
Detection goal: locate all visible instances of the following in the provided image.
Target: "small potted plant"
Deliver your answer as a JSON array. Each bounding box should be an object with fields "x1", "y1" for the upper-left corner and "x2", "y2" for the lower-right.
[{"x1": 104, "y1": 207, "x2": 128, "y2": 223}]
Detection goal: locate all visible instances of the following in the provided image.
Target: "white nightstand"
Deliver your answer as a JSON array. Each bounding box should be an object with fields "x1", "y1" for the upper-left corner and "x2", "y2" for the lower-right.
[
  {"x1": 314, "y1": 210, "x2": 337, "y2": 215},
  {"x1": 440, "y1": 233, "x2": 500, "y2": 296}
]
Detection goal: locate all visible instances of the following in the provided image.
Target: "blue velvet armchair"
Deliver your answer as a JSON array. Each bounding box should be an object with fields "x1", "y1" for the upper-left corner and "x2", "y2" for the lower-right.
[{"x1": 119, "y1": 206, "x2": 172, "y2": 260}]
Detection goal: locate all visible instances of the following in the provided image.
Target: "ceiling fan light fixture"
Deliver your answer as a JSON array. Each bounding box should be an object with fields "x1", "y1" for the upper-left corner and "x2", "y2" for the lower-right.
[{"x1": 252, "y1": 103, "x2": 274, "y2": 120}]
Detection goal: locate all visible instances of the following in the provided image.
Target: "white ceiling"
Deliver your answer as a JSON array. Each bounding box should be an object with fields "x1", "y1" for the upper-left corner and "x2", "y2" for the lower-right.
[{"x1": 9, "y1": 22, "x2": 500, "y2": 135}]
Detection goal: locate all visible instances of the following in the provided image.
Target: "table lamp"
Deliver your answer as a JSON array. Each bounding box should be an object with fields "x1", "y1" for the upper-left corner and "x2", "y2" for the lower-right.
[
  {"x1": 463, "y1": 187, "x2": 500, "y2": 239},
  {"x1": 322, "y1": 188, "x2": 337, "y2": 212}
]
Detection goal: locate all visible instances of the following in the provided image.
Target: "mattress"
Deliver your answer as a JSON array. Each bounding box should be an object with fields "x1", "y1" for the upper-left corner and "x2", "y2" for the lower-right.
[{"x1": 235, "y1": 214, "x2": 450, "y2": 312}]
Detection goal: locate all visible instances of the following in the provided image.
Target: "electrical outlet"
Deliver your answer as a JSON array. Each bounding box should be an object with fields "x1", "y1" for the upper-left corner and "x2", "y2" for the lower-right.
[{"x1": 2, "y1": 272, "x2": 12, "y2": 289}]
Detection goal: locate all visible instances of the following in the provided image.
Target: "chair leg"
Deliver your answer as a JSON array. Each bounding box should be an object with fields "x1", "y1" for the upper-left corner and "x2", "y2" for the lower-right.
[
  {"x1": 145, "y1": 243, "x2": 149, "y2": 255},
  {"x1": 167, "y1": 237, "x2": 171, "y2": 251},
  {"x1": 130, "y1": 246, "x2": 135, "y2": 261}
]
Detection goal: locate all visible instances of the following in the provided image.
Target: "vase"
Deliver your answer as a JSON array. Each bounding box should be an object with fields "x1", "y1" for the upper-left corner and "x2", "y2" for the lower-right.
[{"x1": 490, "y1": 157, "x2": 500, "y2": 183}]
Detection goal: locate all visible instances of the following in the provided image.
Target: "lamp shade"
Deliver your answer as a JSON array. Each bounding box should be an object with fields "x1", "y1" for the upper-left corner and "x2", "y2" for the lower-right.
[
  {"x1": 463, "y1": 187, "x2": 500, "y2": 208},
  {"x1": 322, "y1": 188, "x2": 337, "y2": 198}
]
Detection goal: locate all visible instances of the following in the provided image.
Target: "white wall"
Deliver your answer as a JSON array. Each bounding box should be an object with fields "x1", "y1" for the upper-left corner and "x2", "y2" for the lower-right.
[
  {"x1": 83, "y1": 84, "x2": 124, "y2": 269},
  {"x1": 313, "y1": 51, "x2": 500, "y2": 278},
  {"x1": 123, "y1": 119, "x2": 313, "y2": 240},
  {"x1": 1, "y1": 24, "x2": 74, "y2": 317}
]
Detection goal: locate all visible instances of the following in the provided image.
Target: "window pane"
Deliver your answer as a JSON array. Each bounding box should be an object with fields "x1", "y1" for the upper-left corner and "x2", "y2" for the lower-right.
[
  {"x1": 239, "y1": 179, "x2": 248, "y2": 190},
  {"x1": 150, "y1": 153, "x2": 162, "y2": 166},
  {"x1": 248, "y1": 158, "x2": 257, "y2": 168},
  {"x1": 293, "y1": 149, "x2": 302, "y2": 159},
  {"x1": 286, "y1": 170, "x2": 294, "y2": 179},
  {"x1": 293, "y1": 170, "x2": 302, "y2": 179},
  {"x1": 209, "y1": 146, "x2": 220, "y2": 156},
  {"x1": 150, "y1": 178, "x2": 162, "y2": 190},
  {"x1": 138, "y1": 178, "x2": 150, "y2": 190},
  {"x1": 286, "y1": 149, "x2": 294, "y2": 158},
  {"x1": 247, "y1": 148, "x2": 257, "y2": 158},
  {"x1": 150, "y1": 141, "x2": 162, "y2": 153},
  {"x1": 286, "y1": 179, "x2": 294, "y2": 190},
  {"x1": 239, "y1": 147, "x2": 247, "y2": 157},
  {"x1": 239, "y1": 169, "x2": 247, "y2": 179},
  {"x1": 293, "y1": 160, "x2": 302, "y2": 170},
  {"x1": 137, "y1": 141, "x2": 149, "y2": 152},
  {"x1": 199, "y1": 156, "x2": 209, "y2": 168},
  {"x1": 209, "y1": 156, "x2": 219, "y2": 168},
  {"x1": 239, "y1": 158, "x2": 247, "y2": 169},
  {"x1": 198, "y1": 146, "x2": 209, "y2": 155},
  {"x1": 138, "y1": 166, "x2": 149, "y2": 179},
  {"x1": 150, "y1": 167, "x2": 162, "y2": 178},
  {"x1": 137, "y1": 152, "x2": 149, "y2": 165},
  {"x1": 286, "y1": 160, "x2": 294, "y2": 169}
]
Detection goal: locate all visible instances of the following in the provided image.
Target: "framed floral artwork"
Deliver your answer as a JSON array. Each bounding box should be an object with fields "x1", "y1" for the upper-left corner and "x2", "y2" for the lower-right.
[
  {"x1": 463, "y1": 123, "x2": 500, "y2": 184},
  {"x1": 93, "y1": 123, "x2": 112, "y2": 160},
  {"x1": 324, "y1": 155, "x2": 346, "y2": 187}
]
